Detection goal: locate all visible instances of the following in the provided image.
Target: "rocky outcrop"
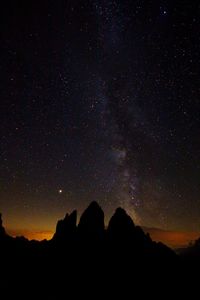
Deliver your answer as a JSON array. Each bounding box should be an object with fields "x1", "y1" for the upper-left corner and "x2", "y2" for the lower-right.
[
  {"x1": 0, "y1": 213, "x2": 6, "y2": 238},
  {"x1": 78, "y1": 201, "x2": 105, "y2": 240},
  {"x1": 52, "y1": 210, "x2": 77, "y2": 242},
  {"x1": 107, "y1": 207, "x2": 136, "y2": 241}
]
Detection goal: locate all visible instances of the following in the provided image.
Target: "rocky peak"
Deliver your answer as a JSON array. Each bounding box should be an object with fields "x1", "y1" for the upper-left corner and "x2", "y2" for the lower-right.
[
  {"x1": 78, "y1": 201, "x2": 105, "y2": 239},
  {"x1": 53, "y1": 210, "x2": 77, "y2": 242}
]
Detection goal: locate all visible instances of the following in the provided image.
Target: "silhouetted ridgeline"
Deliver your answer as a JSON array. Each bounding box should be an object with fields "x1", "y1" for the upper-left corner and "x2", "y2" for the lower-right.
[{"x1": 0, "y1": 202, "x2": 199, "y2": 296}]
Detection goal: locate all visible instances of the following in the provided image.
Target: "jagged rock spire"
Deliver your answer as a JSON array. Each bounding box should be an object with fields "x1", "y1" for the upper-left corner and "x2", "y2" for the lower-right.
[
  {"x1": 0, "y1": 213, "x2": 6, "y2": 237},
  {"x1": 78, "y1": 201, "x2": 105, "y2": 239},
  {"x1": 53, "y1": 210, "x2": 77, "y2": 242}
]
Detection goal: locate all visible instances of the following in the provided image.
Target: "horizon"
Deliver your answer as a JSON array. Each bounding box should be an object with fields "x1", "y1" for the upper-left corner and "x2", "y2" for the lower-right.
[
  {"x1": 7, "y1": 226, "x2": 200, "y2": 249},
  {"x1": 1, "y1": 1, "x2": 200, "y2": 251},
  {"x1": 2, "y1": 202, "x2": 200, "y2": 249}
]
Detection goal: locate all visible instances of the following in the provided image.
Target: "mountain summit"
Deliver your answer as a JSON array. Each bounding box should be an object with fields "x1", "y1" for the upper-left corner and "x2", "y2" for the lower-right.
[
  {"x1": 53, "y1": 210, "x2": 77, "y2": 242},
  {"x1": 78, "y1": 201, "x2": 105, "y2": 240}
]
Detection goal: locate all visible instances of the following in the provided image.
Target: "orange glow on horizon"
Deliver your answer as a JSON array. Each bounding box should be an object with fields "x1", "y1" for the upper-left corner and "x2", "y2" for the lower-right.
[
  {"x1": 7, "y1": 229, "x2": 53, "y2": 241},
  {"x1": 6, "y1": 227, "x2": 200, "y2": 248},
  {"x1": 144, "y1": 228, "x2": 200, "y2": 248}
]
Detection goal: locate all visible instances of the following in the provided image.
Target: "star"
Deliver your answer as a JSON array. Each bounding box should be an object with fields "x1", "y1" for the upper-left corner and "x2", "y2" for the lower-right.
[
  {"x1": 58, "y1": 189, "x2": 63, "y2": 194},
  {"x1": 160, "y1": 7, "x2": 168, "y2": 16}
]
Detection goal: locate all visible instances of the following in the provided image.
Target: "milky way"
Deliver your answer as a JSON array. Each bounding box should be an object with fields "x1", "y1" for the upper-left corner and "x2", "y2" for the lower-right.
[{"x1": 0, "y1": 0, "x2": 200, "y2": 233}]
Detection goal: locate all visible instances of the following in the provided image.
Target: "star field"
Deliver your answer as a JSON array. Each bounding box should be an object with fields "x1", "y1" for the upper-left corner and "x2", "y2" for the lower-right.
[{"x1": 0, "y1": 0, "x2": 200, "y2": 234}]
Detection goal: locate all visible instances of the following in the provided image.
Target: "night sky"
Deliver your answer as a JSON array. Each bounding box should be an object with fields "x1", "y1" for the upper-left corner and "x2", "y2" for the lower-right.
[{"x1": 1, "y1": 0, "x2": 200, "y2": 241}]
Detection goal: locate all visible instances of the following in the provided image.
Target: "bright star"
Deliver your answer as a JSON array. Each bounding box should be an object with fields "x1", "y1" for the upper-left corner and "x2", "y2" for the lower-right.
[{"x1": 58, "y1": 189, "x2": 63, "y2": 194}]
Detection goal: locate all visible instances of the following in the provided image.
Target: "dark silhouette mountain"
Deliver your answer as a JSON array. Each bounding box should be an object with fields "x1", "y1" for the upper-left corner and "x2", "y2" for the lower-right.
[
  {"x1": 0, "y1": 213, "x2": 6, "y2": 237},
  {"x1": 0, "y1": 202, "x2": 174, "y2": 256},
  {"x1": 107, "y1": 207, "x2": 147, "y2": 246},
  {"x1": 0, "y1": 213, "x2": 13, "y2": 244},
  {"x1": 52, "y1": 210, "x2": 77, "y2": 243},
  {"x1": 1, "y1": 201, "x2": 195, "y2": 296},
  {"x1": 78, "y1": 201, "x2": 105, "y2": 241},
  {"x1": 106, "y1": 206, "x2": 175, "y2": 260},
  {"x1": 107, "y1": 207, "x2": 135, "y2": 238},
  {"x1": 178, "y1": 237, "x2": 200, "y2": 260},
  {"x1": 107, "y1": 207, "x2": 152, "y2": 245}
]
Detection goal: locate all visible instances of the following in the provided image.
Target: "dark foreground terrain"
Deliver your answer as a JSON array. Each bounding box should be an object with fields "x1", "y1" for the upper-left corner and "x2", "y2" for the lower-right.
[{"x1": 0, "y1": 202, "x2": 199, "y2": 297}]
